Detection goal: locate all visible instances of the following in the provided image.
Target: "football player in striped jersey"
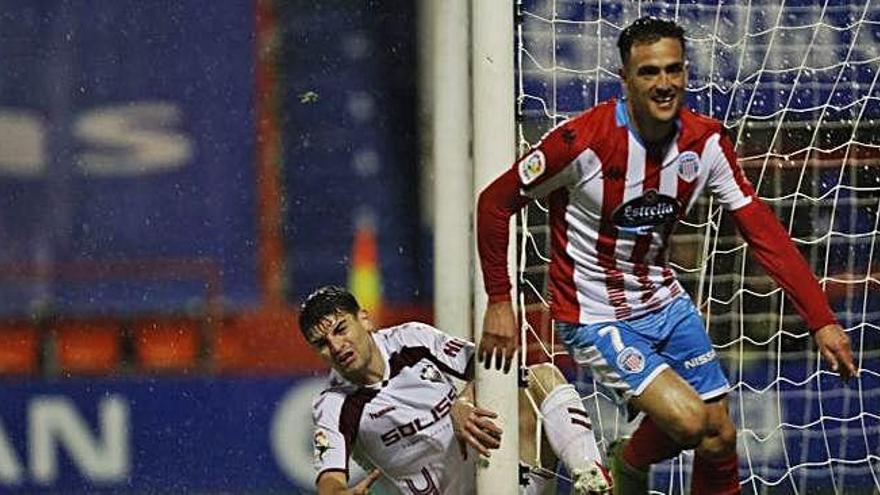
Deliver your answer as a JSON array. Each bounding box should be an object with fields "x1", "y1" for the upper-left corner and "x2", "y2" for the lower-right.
[{"x1": 476, "y1": 16, "x2": 856, "y2": 495}]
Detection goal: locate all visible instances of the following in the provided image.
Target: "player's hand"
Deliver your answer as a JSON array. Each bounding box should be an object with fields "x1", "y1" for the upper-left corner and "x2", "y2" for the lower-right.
[
  {"x1": 450, "y1": 397, "x2": 503, "y2": 458},
  {"x1": 479, "y1": 301, "x2": 518, "y2": 373},
  {"x1": 814, "y1": 323, "x2": 858, "y2": 383},
  {"x1": 349, "y1": 469, "x2": 381, "y2": 495}
]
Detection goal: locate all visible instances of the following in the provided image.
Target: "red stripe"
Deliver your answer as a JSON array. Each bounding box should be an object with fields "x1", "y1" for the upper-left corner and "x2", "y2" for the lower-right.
[
  {"x1": 548, "y1": 189, "x2": 579, "y2": 322},
  {"x1": 596, "y1": 130, "x2": 631, "y2": 320},
  {"x1": 630, "y1": 151, "x2": 662, "y2": 302}
]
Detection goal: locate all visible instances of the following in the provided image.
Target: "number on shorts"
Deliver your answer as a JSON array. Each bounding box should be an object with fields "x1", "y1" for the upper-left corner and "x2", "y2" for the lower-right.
[{"x1": 598, "y1": 325, "x2": 625, "y2": 353}]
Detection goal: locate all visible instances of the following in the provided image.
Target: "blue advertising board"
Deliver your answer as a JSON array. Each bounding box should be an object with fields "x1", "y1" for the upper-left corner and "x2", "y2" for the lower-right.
[
  {"x1": 0, "y1": 376, "x2": 328, "y2": 493},
  {"x1": 0, "y1": 1, "x2": 259, "y2": 315}
]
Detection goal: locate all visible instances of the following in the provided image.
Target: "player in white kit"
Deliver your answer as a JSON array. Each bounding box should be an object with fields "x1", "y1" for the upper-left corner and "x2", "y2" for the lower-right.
[{"x1": 301, "y1": 286, "x2": 612, "y2": 494}]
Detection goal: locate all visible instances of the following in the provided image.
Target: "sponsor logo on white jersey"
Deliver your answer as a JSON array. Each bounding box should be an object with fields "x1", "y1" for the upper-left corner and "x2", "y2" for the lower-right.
[{"x1": 612, "y1": 189, "x2": 680, "y2": 233}]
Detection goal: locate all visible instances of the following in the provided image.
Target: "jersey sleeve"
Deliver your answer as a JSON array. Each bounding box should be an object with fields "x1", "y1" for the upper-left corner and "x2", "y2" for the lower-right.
[
  {"x1": 702, "y1": 131, "x2": 756, "y2": 211},
  {"x1": 312, "y1": 392, "x2": 350, "y2": 482},
  {"x1": 477, "y1": 119, "x2": 589, "y2": 301},
  {"x1": 516, "y1": 120, "x2": 589, "y2": 196},
  {"x1": 731, "y1": 200, "x2": 837, "y2": 331},
  {"x1": 393, "y1": 322, "x2": 475, "y2": 380},
  {"x1": 701, "y1": 131, "x2": 836, "y2": 331}
]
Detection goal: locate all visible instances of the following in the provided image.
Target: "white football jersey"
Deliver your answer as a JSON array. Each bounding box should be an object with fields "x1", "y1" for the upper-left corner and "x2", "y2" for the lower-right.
[{"x1": 312, "y1": 322, "x2": 475, "y2": 494}]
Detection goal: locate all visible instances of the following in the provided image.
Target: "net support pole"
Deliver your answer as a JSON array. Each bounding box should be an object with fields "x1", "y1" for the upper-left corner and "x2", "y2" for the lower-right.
[
  {"x1": 421, "y1": 0, "x2": 472, "y2": 340},
  {"x1": 472, "y1": 0, "x2": 520, "y2": 492}
]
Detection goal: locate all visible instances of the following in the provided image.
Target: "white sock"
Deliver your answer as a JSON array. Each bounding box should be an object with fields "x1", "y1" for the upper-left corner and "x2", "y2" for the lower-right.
[{"x1": 539, "y1": 383, "x2": 602, "y2": 472}]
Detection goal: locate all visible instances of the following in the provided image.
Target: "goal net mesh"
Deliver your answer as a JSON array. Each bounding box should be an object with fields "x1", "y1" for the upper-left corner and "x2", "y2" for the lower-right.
[{"x1": 515, "y1": 1, "x2": 880, "y2": 493}]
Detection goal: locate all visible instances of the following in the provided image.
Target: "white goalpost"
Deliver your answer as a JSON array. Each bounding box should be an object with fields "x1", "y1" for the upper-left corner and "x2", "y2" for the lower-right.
[
  {"x1": 422, "y1": 0, "x2": 521, "y2": 491},
  {"x1": 513, "y1": 1, "x2": 880, "y2": 494}
]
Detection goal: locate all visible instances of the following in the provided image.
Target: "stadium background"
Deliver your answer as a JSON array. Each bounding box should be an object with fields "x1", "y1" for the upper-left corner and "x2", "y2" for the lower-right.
[
  {"x1": 0, "y1": 0, "x2": 424, "y2": 492},
  {"x1": 0, "y1": 0, "x2": 877, "y2": 494}
]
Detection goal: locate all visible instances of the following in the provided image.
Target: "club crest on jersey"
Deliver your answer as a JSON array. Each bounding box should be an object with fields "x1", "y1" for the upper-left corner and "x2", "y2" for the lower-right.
[
  {"x1": 313, "y1": 429, "x2": 332, "y2": 462},
  {"x1": 420, "y1": 364, "x2": 443, "y2": 384},
  {"x1": 676, "y1": 151, "x2": 700, "y2": 182},
  {"x1": 518, "y1": 150, "x2": 546, "y2": 185},
  {"x1": 616, "y1": 346, "x2": 645, "y2": 374},
  {"x1": 612, "y1": 189, "x2": 680, "y2": 231}
]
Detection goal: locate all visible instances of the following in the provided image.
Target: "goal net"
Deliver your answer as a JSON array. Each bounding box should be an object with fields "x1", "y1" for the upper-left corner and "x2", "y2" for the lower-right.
[{"x1": 515, "y1": 1, "x2": 880, "y2": 493}]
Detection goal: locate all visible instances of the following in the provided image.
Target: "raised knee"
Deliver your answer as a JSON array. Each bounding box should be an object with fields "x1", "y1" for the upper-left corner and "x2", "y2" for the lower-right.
[
  {"x1": 668, "y1": 407, "x2": 709, "y2": 448},
  {"x1": 526, "y1": 362, "x2": 566, "y2": 402},
  {"x1": 700, "y1": 418, "x2": 737, "y2": 458}
]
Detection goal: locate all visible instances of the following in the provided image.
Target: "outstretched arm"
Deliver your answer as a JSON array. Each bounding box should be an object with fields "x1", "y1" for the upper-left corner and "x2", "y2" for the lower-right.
[
  {"x1": 731, "y1": 199, "x2": 857, "y2": 382},
  {"x1": 706, "y1": 130, "x2": 856, "y2": 382}
]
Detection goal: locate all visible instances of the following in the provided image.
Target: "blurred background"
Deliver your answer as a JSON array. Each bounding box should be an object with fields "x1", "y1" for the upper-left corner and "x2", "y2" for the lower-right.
[{"x1": 0, "y1": 0, "x2": 425, "y2": 492}]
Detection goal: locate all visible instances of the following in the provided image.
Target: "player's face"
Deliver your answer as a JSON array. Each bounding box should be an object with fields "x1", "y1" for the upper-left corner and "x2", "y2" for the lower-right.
[
  {"x1": 620, "y1": 37, "x2": 686, "y2": 136},
  {"x1": 306, "y1": 309, "x2": 375, "y2": 380}
]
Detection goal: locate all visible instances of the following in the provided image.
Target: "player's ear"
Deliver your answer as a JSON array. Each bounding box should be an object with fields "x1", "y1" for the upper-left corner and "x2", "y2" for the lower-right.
[{"x1": 358, "y1": 309, "x2": 375, "y2": 332}]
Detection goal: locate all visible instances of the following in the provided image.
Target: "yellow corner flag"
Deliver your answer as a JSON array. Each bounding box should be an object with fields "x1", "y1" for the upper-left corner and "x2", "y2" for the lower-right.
[{"x1": 348, "y1": 215, "x2": 383, "y2": 319}]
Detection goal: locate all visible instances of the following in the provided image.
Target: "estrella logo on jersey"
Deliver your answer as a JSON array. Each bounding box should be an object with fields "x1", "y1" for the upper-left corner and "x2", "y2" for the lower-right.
[
  {"x1": 616, "y1": 346, "x2": 645, "y2": 374},
  {"x1": 612, "y1": 189, "x2": 680, "y2": 231},
  {"x1": 676, "y1": 151, "x2": 700, "y2": 182}
]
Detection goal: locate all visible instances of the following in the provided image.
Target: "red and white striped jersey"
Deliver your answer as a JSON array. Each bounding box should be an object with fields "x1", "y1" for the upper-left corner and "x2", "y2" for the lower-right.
[
  {"x1": 479, "y1": 99, "x2": 756, "y2": 324},
  {"x1": 312, "y1": 322, "x2": 474, "y2": 494}
]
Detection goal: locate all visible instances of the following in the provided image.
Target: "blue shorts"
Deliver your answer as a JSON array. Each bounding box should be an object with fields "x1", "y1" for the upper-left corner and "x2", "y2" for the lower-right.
[{"x1": 556, "y1": 296, "x2": 729, "y2": 406}]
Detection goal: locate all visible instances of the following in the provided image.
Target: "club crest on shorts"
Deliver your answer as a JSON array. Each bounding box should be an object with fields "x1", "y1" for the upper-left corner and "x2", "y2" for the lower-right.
[
  {"x1": 676, "y1": 151, "x2": 700, "y2": 182},
  {"x1": 616, "y1": 346, "x2": 645, "y2": 374},
  {"x1": 518, "y1": 149, "x2": 546, "y2": 185},
  {"x1": 313, "y1": 429, "x2": 332, "y2": 462}
]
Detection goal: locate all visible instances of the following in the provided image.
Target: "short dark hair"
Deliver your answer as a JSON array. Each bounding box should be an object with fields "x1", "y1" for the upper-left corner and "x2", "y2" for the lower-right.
[
  {"x1": 298, "y1": 286, "x2": 360, "y2": 338},
  {"x1": 617, "y1": 16, "x2": 686, "y2": 66}
]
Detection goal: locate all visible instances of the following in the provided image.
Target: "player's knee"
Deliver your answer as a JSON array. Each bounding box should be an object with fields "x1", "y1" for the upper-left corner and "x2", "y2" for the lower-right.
[
  {"x1": 526, "y1": 362, "x2": 566, "y2": 403},
  {"x1": 668, "y1": 405, "x2": 709, "y2": 448},
  {"x1": 699, "y1": 417, "x2": 737, "y2": 459}
]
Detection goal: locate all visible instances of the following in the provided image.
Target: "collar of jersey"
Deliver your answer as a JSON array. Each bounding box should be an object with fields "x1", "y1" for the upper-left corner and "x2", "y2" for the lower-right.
[{"x1": 615, "y1": 98, "x2": 681, "y2": 149}]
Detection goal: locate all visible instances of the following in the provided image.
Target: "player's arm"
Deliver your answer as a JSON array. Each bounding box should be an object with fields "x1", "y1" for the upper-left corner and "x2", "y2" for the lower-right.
[
  {"x1": 707, "y1": 132, "x2": 857, "y2": 381},
  {"x1": 312, "y1": 392, "x2": 382, "y2": 494},
  {"x1": 731, "y1": 201, "x2": 856, "y2": 381},
  {"x1": 316, "y1": 469, "x2": 381, "y2": 495},
  {"x1": 476, "y1": 120, "x2": 586, "y2": 373}
]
